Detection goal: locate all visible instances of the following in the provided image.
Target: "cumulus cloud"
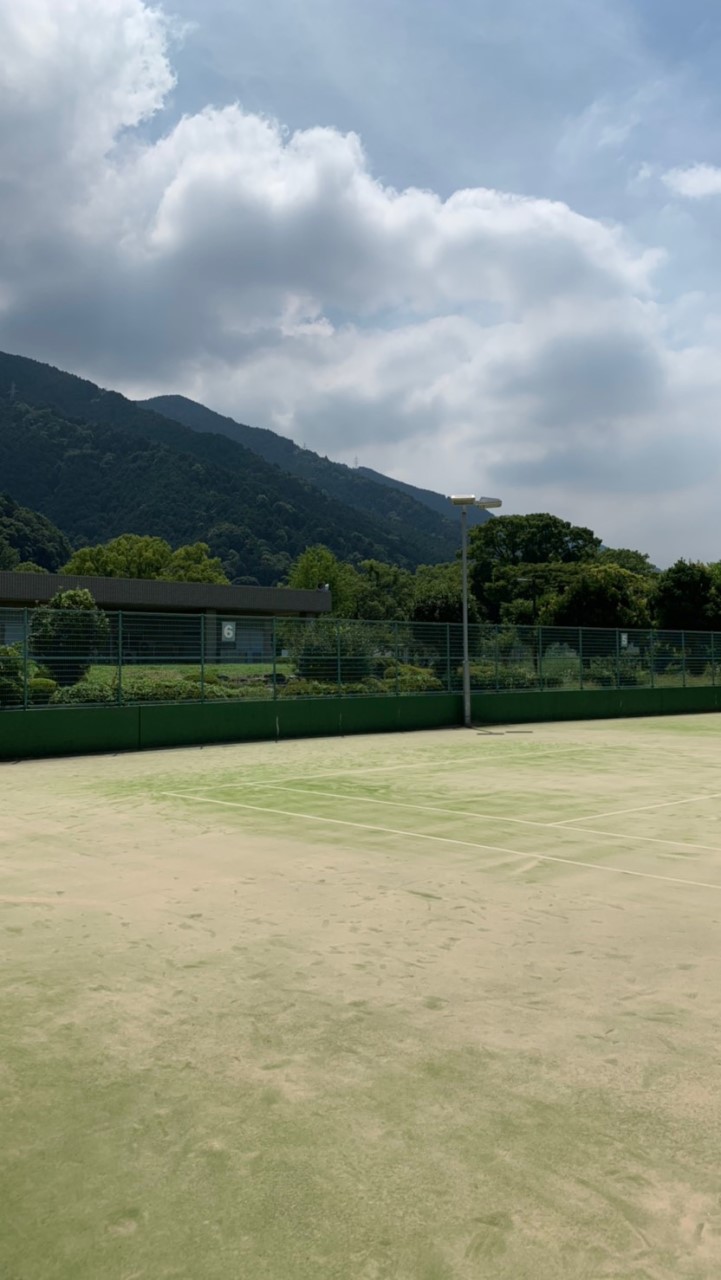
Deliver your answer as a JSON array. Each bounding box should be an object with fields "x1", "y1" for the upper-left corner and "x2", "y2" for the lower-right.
[
  {"x1": 663, "y1": 163, "x2": 721, "y2": 198},
  {"x1": 0, "y1": 0, "x2": 719, "y2": 562}
]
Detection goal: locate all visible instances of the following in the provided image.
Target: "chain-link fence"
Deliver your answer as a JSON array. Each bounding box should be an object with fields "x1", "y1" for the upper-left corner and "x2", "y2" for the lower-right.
[{"x1": 1, "y1": 607, "x2": 719, "y2": 709}]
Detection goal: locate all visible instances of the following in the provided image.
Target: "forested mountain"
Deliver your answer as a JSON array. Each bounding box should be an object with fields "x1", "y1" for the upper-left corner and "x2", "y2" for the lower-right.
[
  {"x1": 0, "y1": 351, "x2": 460, "y2": 583},
  {"x1": 0, "y1": 494, "x2": 70, "y2": 571},
  {"x1": 142, "y1": 394, "x2": 465, "y2": 556},
  {"x1": 356, "y1": 465, "x2": 492, "y2": 528}
]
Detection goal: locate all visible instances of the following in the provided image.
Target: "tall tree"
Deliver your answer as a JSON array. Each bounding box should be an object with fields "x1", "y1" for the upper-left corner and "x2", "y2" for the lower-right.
[
  {"x1": 470, "y1": 513, "x2": 601, "y2": 582},
  {"x1": 0, "y1": 493, "x2": 70, "y2": 571},
  {"x1": 354, "y1": 560, "x2": 415, "y2": 621},
  {"x1": 286, "y1": 545, "x2": 360, "y2": 616},
  {"x1": 652, "y1": 560, "x2": 719, "y2": 631},
  {"x1": 541, "y1": 565, "x2": 652, "y2": 629},
  {"x1": 411, "y1": 562, "x2": 481, "y2": 625},
  {"x1": 62, "y1": 535, "x2": 228, "y2": 584},
  {"x1": 596, "y1": 547, "x2": 658, "y2": 576}
]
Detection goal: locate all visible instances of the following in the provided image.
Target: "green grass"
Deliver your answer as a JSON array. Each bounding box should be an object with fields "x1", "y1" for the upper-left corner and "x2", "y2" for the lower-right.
[{"x1": 4, "y1": 718, "x2": 721, "y2": 1278}]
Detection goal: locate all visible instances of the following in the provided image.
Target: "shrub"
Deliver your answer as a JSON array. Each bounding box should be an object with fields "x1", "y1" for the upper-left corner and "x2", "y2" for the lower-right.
[
  {"x1": 121, "y1": 675, "x2": 196, "y2": 704},
  {"x1": 541, "y1": 643, "x2": 579, "y2": 689},
  {"x1": 498, "y1": 665, "x2": 539, "y2": 690},
  {"x1": 467, "y1": 661, "x2": 497, "y2": 690},
  {"x1": 0, "y1": 644, "x2": 24, "y2": 708},
  {"x1": 278, "y1": 679, "x2": 339, "y2": 698},
  {"x1": 292, "y1": 622, "x2": 375, "y2": 683},
  {"x1": 465, "y1": 661, "x2": 538, "y2": 690},
  {"x1": 50, "y1": 679, "x2": 115, "y2": 705},
  {"x1": 28, "y1": 677, "x2": 57, "y2": 704},
  {"x1": 586, "y1": 657, "x2": 616, "y2": 687},
  {"x1": 382, "y1": 661, "x2": 444, "y2": 692},
  {"x1": 31, "y1": 589, "x2": 111, "y2": 685}
]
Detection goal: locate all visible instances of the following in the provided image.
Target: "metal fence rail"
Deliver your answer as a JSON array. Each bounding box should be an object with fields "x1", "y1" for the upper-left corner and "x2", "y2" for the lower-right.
[{"x1": 1, "y1": 606, "x2": 719, "y2": 709}]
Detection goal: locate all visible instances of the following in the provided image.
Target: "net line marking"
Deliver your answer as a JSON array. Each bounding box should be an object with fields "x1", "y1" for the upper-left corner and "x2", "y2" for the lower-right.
[
  {"x1": 557, "y1": 790, "x2": 721, "y2": 825},
  {"x1": 159, "y1": 791, "x2": 721, "y2": 893},
  {"x1": 225, "y1": 782, "x2": 720, "y2": 855},
  {"x1": 161, "y1": 743, "x2": 599, "y2": 797}
]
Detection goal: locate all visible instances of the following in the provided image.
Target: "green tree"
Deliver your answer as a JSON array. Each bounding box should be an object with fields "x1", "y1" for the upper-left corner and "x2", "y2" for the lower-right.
[
  {"x1": 411, "y1": 562, "x2": 480, "y2": 626},
  {"x1": 652, "y1": 560, "x2": 719, "y2": 631},
  {"x1": 161, "y1": 542, "x2": 227, "y2": 584},
  {"x1": 286, "y1": 545, "x2": 360, "y2": 616},
  {"x1": 540, "y1": 565, "x2": 652, "y2": 629},
  {"x1": 62, "y1": 534, "x2": 228, "y2": 584},
  {"x1": 14, "y1": 561, "x2": 48, "y2": 573},
  {"x1": 470, "y1": 513, "x2": 601, "y2": 584},
  {"x1": 0, "y1": 644, "x2": 24, "y2": 707},
  {"x1": 0, "y1": 493, "x2": 71, "y2": 571},
  {"x1": 596, "y1": 547, "x2": 658, "y2": 576},
  {"x1": 63, "y1": 535, "x2": 172, "y2": 579},
  {"x1": 354, "y1": 560, "x2": 414, "y2": 621},
  {"x1": 30, "y1": 589, "x2": 110, "y2": 685},
  {"x1": 0, "y1": 539, "x2": 18, "y2": 570}
]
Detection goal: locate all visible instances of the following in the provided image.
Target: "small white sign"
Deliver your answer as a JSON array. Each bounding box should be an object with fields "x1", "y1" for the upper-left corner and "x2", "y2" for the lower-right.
[
  {"x1": 221, "y1": 621, "x2": 236, "y2": 643},
  {"x1": 620, "y1": 632, "x2": 628, "y2": 649}
]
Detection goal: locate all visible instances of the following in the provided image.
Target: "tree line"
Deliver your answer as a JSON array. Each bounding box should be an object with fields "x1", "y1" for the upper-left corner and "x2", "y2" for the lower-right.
[
  {"x1": 287, "y1": 514, "x2": 721, "y2": 633},
  {"x1": 5, "y1": 512, "x2": 721, "y2": 634}
]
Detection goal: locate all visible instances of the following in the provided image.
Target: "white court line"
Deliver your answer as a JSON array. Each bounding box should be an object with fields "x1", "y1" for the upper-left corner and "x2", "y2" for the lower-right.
[
  {"x1": 163, "y1": 743, "x2": 598, "y2": 798},
  {"x1": 239, "y1": 782, "x2": 720, "y2": 855},
  {"x1": 160, "y1": 791, "x2": 721, "y2": 893},
  {"x1": 558, "y1": 790, "x2": 721, "y2": 825}
]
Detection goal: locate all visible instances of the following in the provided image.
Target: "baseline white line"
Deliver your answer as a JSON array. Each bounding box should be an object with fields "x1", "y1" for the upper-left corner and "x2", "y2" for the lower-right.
[
  {"x1": 558, "y1": 790, "x2": 721, "y2": 825},
  {"x1": 163, "y1": 743, "x2": 598, "y2": 797},
  {"x1": 241, "y1": 782, "x2": 720, "y2": 855},
  {"x1": 160, "y1": 791, "x2": 721, "y2": 892}
]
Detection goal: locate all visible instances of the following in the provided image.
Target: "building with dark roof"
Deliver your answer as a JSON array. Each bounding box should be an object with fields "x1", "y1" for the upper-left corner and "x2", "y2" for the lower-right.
[{"x1": 0, "y1": 571, "x2": 331, "y2": 663}]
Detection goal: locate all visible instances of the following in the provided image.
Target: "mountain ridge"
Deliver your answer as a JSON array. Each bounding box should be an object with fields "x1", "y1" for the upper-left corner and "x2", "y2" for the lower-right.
[
  {"x1": 0, "y1": 350, "x2": 464, "y2": 582},
  {"x1": 141, "y1": 393, "x2": 476, "y2": 552}
]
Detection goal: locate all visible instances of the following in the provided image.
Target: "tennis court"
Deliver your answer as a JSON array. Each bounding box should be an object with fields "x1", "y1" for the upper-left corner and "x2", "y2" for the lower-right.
[{"x1": 3, "y1": 714, "x2": 721, "y2": 1278}]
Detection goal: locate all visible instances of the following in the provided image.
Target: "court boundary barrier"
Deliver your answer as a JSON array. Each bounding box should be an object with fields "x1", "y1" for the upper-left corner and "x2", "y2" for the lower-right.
[{"x1": 4, "y1": 685, "x2": 721, "y2": 760}]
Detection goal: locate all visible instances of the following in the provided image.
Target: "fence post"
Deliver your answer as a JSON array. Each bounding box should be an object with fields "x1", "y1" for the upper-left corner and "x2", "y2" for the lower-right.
[
  {"x1": 336, "y1": 622, "x2": 342, "y2": 696},
  {"x1": 682, "y1": 631, "x2": 687, "y2": 688},
  {"x1": 200, "y1": 614, "x2": 205, "y2": 703},
  {"x1": 713, "y1": 633, "x2": 717, "y2": 688},
  {"x1": 538, "y1": 627, "x2": 544, "y2": 691},
  {"x1": 395, "y1": 622, "x2": 401, "y2": 698},
  {"x1": 117, "y1": 611, "x2": 123, "y2": 706},
  {"x1": 494, "y1": 625, "x2": 500, "y2": 691},
  {"x1": 272, "y1": 617, "x2": 277, "y2": 701},
  {"x1": 615, "y1": 629, "x2": 620, "y2": 688},
  {"x1": 649, "y1": 630, "x2": 655, "y2": 689},
  {"x1": 23, "y1": 607, "x2": 29, "y2": 709},
  {"x1": 446, "y1": 623, "x2": 451, "y2": 692},
  {"x1": 578, "y1": 628, "x2": 583, "y2": 690}
]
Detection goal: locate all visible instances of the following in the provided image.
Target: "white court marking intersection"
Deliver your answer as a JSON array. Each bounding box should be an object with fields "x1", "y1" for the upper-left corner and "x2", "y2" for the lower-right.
[{"x1": 160, "y1": 790, "x2": 721, "y2": 894}]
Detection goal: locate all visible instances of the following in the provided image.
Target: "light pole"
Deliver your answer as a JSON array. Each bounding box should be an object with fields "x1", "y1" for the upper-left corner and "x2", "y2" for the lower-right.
[{"x1": 450, "y1": 495, "x2": 502, "y2": 728}]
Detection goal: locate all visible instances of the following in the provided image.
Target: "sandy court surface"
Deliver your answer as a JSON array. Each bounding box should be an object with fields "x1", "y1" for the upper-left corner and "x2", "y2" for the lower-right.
[{"x1": 3, "y1": 716, "x2": 721, "y2": 1278}]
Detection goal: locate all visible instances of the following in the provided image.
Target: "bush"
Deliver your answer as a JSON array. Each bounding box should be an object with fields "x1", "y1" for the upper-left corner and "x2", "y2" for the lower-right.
[
  {"x1": 50, "y1": 679, "x2": 116, "y2": 705},
  {"x1": 0, "y1": 644, "x2": 24, "y2": 708},
  {"x1": 31, "y1": 589, "x2": 111, "y2": 685},
  {"x1": 382, "y1": 661, "x2": 444, "y2": 692},
  {"x1": 498, "y1": 665, "x2": 539, "y2": 690},
  {"x1": 541, "y1": 643, "x2": 579, "y2": 689},
  {"x1": 465, "y1": 661, "x2": 538, "y2": 691},
  {"x1": 292, "y1": 622, "x2": 375, "y2": 683},
  {"x1": 278, "y1": 679, "x2": 339, "y2": 698},
  {"x1": 587, "y1": 657, "x2": 616, "y2": 687},
  {"x1": 121, "y1": 675, "x2": 196, "y2": 703},
  {"x1": 28, "y1": 677, "x2": 57, "y2": 704}
]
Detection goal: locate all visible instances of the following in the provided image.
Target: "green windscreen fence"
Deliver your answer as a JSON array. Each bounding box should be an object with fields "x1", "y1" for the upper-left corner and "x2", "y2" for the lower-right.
[{"x1": 1, "y1": 607, "x2": 719, "y2": 711}]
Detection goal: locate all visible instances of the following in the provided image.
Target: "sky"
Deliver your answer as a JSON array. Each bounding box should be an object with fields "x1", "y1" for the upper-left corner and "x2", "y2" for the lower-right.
[{"x1": 2, "y1": 1, "x2": 721, "y2": 563}]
